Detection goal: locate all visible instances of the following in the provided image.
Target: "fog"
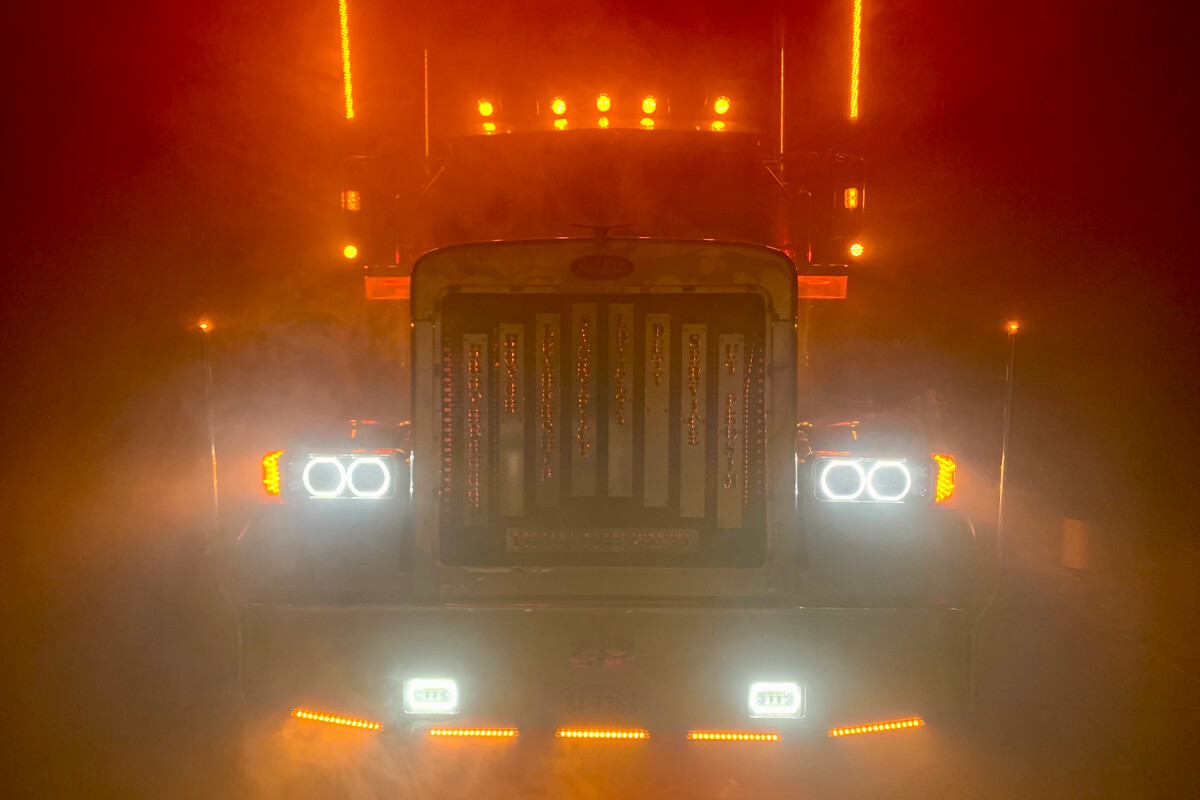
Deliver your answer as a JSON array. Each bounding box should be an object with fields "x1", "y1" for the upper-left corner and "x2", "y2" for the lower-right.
[{"x1": 4, "y1": 0, "x2": 1199, "y2": 797}]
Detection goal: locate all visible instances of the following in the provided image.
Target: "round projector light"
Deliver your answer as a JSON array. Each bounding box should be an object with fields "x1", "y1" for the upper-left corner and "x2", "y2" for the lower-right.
[
  {"x1": 347, "y1": 457, "x2": 392, "y2": 498},
  {"x1": 818, "y1": 459, "x2": 866, "y2": 501},
  {"x1": 302, "y1": 457, "x2": 348, "y2": 498},
  {"x1": 866, "y1": 460, "x2": 912, "y2": 502}
]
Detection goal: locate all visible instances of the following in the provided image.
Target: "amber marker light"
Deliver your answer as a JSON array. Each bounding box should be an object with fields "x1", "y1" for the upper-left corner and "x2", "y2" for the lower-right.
[
  {"x1": 829, "y1": 717, "x2": 924, "y2": 737},
  {"x1": 343, "y1": 244, "x2": 358, "y2": 259},
  {"x1": 477, "y1": 99, "x2": 495, "y2": 118},
  {"x1": 428, "y1": 728, "x2": 518, "y2": 738},
  {"x1": 262, "y1": 450, "x2": 284, "y2": 496},
  {"x1": 849, "y1": 242, "x2": 864, "y2": 257},
  {"x1": 596, "y1": 93, "x2": 612, "y2": 112},
  {"x1": 598, "y1": 116, "x2": 610, "y2": 129},
  {"x1": 291, "y1": 708, "x2": 382, "y2": 731},
  {"x1": 556, "y1": 729, "x2": 649, "y2": 740},
  {"x1": 688, "y1": 732, "x2": 780, "y2": 742},
  {"x1": 550, "y1": 96, "x2": 567, "y2": 116},
  {"x1": 711, "y1": 120, "x2": 726, "y2": 132},
  {"x1": 338, "y1": 0, "x2": 355, "y2": 119},
  {"x1": 197, "y1": 320, "x2": 211, "y2": 333},
  {"x1": 553, "y1": 118, "x2": 568, "y2": 130},
  {"x1": 844, "y1": 187, "x2": 859, "y2": 209},
  {"x1": 1007, "y1": 320, "x2": 1021, "y2": 334},
  {"x1": 932, "y1": 453, "x2": 956, "y2": 503},
  {"x1": 640, "y1": 117, "x2": 654, "y2": 129},
  {"x1": 713, "y1": 95, "x2": 731, "y2": 115},
  {"x1": 850, "y1": 0, "x2": 862, "y2": 119},
  {"x1": 641, "y1": 95, "x2": 657, "y2": 115}
]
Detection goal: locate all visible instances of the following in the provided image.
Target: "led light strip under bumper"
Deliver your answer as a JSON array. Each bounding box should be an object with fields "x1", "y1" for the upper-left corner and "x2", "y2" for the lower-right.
[
  {"x1": 828, "y1": 717, "x2": 924, "y2": 737},
  {"x1": 556, "y1": 729, "x2": 649, "y2": 740},
  {"x1": 428, "y1": 728, "x2": 517, "y2": 738},
  {"x1": 290, "y1": 708, "x2": 382, "y2": 731},
  {"x1": 688, "y1": 731, "x2": 780, "y2": 741}
]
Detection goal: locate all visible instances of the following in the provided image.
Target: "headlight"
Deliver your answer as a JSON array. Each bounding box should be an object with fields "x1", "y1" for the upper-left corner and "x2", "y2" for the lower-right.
[
  {"x1": 813, "y1": 457, "x2": 922, "y2": 504},
  {"x1": 298, "y1": 453, "x2": 398, "y2": 500}
]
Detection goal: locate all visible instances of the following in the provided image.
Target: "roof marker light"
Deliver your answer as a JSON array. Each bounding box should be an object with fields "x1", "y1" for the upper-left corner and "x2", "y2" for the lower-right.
[{"x1": 596, "y1": 93, "x2": 612, "y2": 112}]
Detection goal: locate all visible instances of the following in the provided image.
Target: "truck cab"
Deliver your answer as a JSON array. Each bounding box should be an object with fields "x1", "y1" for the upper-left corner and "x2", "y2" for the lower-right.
[{"x1": 235, "y1": 0, "x2": 976, "y2": 746}]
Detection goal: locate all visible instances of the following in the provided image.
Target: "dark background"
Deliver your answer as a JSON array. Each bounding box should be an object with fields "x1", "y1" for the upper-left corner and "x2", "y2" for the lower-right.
[{"x1": 3, "y1": 0, "x2": 1197, "y2": 796}]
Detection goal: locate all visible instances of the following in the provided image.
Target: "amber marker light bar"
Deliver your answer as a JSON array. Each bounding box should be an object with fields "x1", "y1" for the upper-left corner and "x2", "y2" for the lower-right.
[
  {"x1": 261, "y1": 450, "x2": 284, "y2": 496},
  {"x1": 337, "y1": 0, "x2": 355, "y2": 119},
  {"x1": 290, "y1": 708, "x2": 382, "y2": 731},
  {"x1": 688, "y1": 731, "x2": 780, "y2": 742},
  {"x1": 828, "y1": 717, "x2": 924, "y2": 737},
  {"x1": 428, "y1": 728, "x2": 518, "y2": 739},
  {"x1": 556, "y1": 729, "x2": 649, "y2": 740}
]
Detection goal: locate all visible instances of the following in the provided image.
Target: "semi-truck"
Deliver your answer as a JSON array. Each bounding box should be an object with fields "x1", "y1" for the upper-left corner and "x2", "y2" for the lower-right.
[{"x1": 235, "y1": 0, "x2": 978, "y2": 750}]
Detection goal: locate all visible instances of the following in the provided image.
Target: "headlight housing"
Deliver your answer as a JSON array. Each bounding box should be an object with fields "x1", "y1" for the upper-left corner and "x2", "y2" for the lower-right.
[
  {"x1": 261, "y1": 451, "x2": 403, "y2": 501},
  {"x1": 812, "y1": 456, "x2": 947, "y2": 504}
]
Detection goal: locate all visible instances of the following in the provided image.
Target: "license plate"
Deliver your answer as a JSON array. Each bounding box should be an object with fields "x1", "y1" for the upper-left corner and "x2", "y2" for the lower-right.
[{"x1": 565, "y1": 691, "x2": 639, "y2": 715}]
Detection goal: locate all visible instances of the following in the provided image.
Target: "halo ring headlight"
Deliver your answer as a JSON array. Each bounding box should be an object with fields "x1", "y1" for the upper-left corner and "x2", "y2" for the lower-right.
[
  {"x1": 818, "y1": 459, "x2": 866, "y2": 501},
  {"x1": 866, "y1": 460, "x2": 912, "y2": 502},
  {"x1": 302, "y1": 457, "x2": 348, "y2": 498},
  {"x1": 347, "y1": 457, "x2": 392, "y2": 498}
]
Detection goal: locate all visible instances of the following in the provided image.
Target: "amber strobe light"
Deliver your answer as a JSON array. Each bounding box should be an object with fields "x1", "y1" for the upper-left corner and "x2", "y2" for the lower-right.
[
  {"x1": 550, "y1": 96, "x2": 567, "y2": 116},
  {"x1": 688, "y1": 731, "x2": 780, "y2": 741},
  {"x1": 343, "y1": 244, "x2": 358, "y2": 259},
  {"x1": 428, "y1": 728, "x2": 518, "y2": 738},
  {"x1": 932, "y1": 453, "x2": 956, "y2": 503},
  {"x1": 596, "y1": 93, "x2": 612, "y2": 112},
  {"x1": 713, "y1": 95, "x2": 731, "y2": 115},
  {"x1": 556, "y1": 729, "x2": 649, "y2": 740},
  {"x1": 641, "y1": 95, "x2": 657, "y2": 114},
  {"x1": 477, "y1": 99, "x2": 495, "y2": 117},
  {"x1": 849, "y1": 242, "x2": 864, "y2": 257},
  {"x1": 850, "y1": 0, "x2": 862, "y2": 119},
  {"x1": 338, "y1": 0, "x2": 354, "y2": 119},
  {"x1": 829, "y1": 717, "x2": 924, "y2": 737},
  {"x1": 291, "y1": 708, "x2": 381, "y2": 730},
  {"x1": 262, "y1": 450, "x2": 284, "y2": 496}
]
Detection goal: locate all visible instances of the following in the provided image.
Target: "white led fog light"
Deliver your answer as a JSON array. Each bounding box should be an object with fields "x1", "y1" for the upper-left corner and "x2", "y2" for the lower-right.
[
  {"x1": 748, "y1": 682, "x2": 803, "y2": 718},
  {"x1": 404, "y1": 678, "x2": 460, "y2": 715}
]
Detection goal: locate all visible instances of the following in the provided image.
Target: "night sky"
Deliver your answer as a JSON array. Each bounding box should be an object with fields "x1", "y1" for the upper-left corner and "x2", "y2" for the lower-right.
[{"x1": 4, "y1": 0, "x2": 1198, "y2": 795}]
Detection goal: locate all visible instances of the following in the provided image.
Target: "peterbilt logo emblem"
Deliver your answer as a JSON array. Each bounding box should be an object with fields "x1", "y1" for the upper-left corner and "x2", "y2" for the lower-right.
[{"x1": 570, "y1": 254, "x2": 634, "y2": 280}]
